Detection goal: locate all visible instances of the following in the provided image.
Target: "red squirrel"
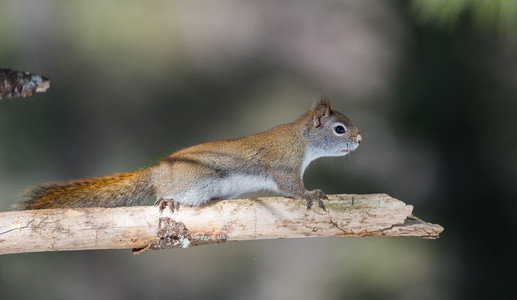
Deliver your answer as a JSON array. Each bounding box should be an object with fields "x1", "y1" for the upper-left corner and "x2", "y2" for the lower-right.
[{"x1": 21, "y1": 98, "x2": 361, "y2": 211}]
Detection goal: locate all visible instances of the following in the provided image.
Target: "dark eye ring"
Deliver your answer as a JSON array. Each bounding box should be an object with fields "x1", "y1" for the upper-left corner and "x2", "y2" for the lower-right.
[{"x1": 334, "y1": 125, "x2": 345, "y2": 134}]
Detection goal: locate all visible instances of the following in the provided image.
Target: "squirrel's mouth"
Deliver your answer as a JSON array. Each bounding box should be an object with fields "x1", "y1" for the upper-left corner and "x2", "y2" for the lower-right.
[{"x1": 341, "y1": 142, "x2": 359, "y2": 154}]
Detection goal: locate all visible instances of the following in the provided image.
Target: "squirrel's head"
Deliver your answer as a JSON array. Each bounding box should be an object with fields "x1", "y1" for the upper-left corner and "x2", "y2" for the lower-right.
[{"x1": 305, "y1": 97, "x2": 362, "y2": 157}]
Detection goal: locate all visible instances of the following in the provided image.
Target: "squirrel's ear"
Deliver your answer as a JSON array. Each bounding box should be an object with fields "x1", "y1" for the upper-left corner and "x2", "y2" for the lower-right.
[{"x1": 312, "y1": 97, "x2": 331, "y2": 128}]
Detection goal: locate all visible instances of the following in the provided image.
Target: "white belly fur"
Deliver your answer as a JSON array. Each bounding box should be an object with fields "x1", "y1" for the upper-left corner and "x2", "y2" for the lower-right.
[{"x1": 166, "y1": 174, "x2": 279, "y2": 206}]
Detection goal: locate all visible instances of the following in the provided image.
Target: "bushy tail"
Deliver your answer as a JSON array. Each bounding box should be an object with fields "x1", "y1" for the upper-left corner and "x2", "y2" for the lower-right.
[{"x1": 20, "y1": 169, "x2": 155, "y2": 210}]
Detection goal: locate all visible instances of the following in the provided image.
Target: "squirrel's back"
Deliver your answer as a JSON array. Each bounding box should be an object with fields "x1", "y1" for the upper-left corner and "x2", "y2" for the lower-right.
[{"x1": 20, "y1": 168, "x2": 155, "y2": 210}]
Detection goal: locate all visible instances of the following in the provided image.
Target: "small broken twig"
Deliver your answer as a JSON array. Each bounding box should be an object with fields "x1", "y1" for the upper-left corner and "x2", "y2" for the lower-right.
[{"x1": 0, "y1": 68, "x2": 50, "y2": 99}]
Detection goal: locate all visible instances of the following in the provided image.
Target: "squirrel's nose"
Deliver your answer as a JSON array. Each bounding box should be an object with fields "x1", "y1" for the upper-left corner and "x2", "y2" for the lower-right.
[{"x1": 356, "y1": 134, "x2": 362, "y2": 144}]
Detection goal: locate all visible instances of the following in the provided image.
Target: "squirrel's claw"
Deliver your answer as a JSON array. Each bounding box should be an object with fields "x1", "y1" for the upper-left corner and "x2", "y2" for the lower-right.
[
  {"x1": 154, "y1": 198, "x2": 180, "y2": 214},
  {"x1": 304, "y1": 189, "x2": 327, "y2": 212}
]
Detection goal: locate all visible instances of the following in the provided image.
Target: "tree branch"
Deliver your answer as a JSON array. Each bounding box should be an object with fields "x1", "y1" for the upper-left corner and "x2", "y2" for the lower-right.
[
  {"x1": 0, "y1": 68, "x2": 50, "y2": 99},
  {"x1": 0, "y1": 194, "x2": 443, "y2": 255}
]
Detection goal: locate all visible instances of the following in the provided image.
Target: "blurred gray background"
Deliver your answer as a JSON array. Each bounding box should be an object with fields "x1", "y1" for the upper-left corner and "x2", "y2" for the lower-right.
[{"x1": 1, "y1": 0, "x2": 516, "y2": 299}]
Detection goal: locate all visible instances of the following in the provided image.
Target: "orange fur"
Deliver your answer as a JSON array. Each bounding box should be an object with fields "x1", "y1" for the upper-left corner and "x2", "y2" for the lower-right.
[{"x1": 21, "y1": 169, "x2": 154, "y2": 209}]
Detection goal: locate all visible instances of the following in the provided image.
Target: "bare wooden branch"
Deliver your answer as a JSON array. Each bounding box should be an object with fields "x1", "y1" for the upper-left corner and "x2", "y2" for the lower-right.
[
  {"x1": 0, "y1": 68, "x2": 50, "y2": 99},
  {"x1": 0, "y1": 194, "x2": 443, "y2": 255}
]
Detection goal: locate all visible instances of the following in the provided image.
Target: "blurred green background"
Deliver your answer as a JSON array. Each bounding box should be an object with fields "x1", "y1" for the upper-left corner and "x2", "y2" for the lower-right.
[{"x1": 1, "y1": 0, "x2": 516, "y2": 299}]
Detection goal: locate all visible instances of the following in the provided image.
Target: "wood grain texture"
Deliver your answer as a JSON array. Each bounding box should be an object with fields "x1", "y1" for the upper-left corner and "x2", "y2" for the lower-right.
[{"x1": 0, "y1": 194, "x2": 443, "y2": 255}]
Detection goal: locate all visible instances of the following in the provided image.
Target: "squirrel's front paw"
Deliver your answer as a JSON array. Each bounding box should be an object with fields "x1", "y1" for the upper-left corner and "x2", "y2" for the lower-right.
[{"x1": 304, "y1": 189, "x2": 328, "y2": 211}]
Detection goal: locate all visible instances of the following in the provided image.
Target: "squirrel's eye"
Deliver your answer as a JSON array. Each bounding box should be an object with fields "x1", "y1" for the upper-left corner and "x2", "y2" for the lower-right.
[{"x1": 332, "y1": 123, "x2": 346, "y2": 136}]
